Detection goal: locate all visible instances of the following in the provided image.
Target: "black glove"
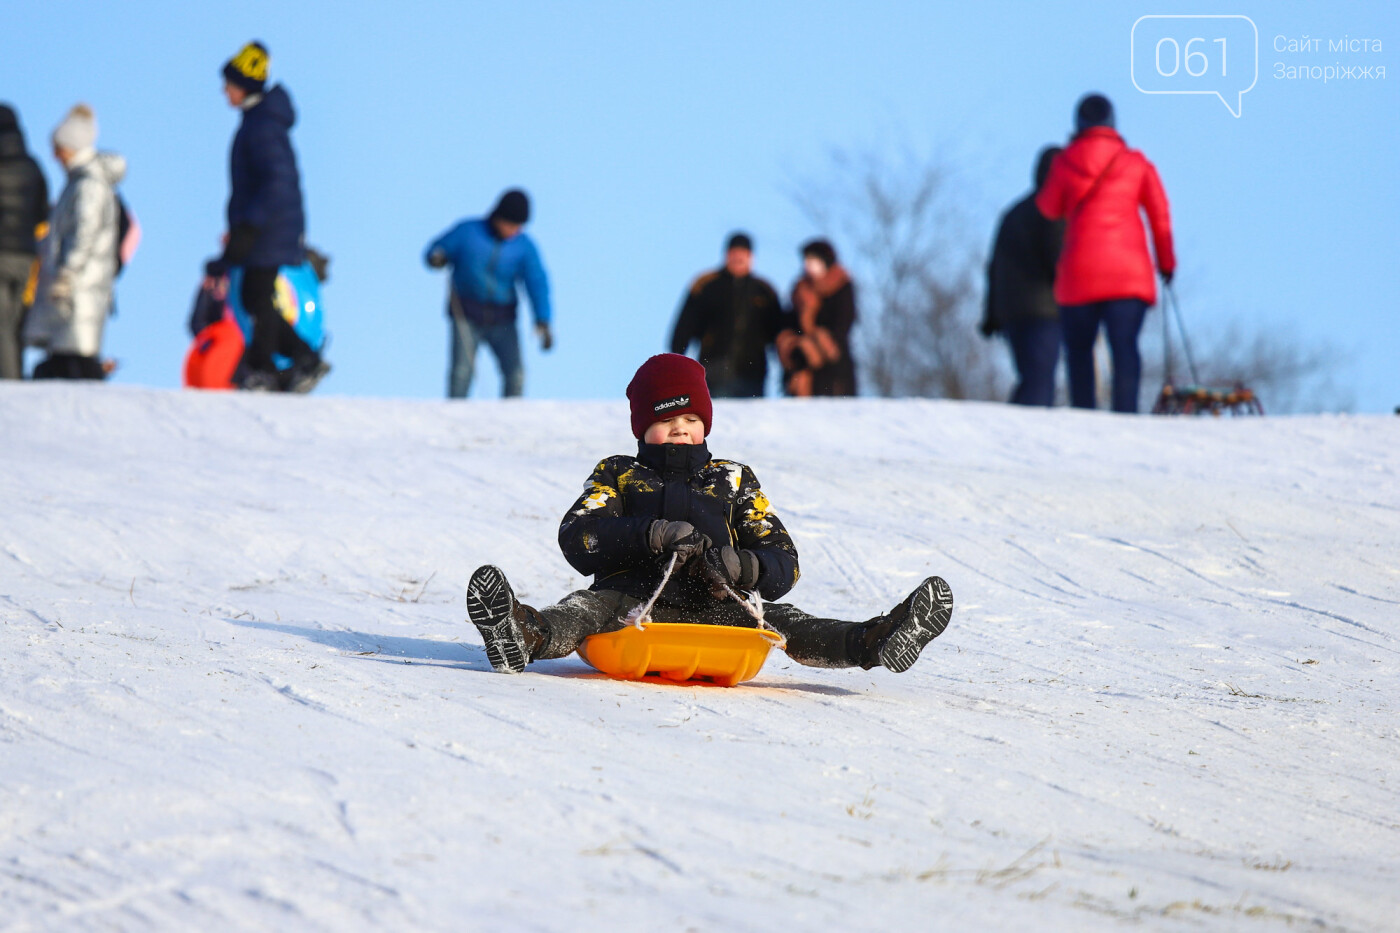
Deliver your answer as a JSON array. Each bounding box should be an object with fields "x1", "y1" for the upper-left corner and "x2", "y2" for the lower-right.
[
  {"x1": 426, "y1": 249, "x2": 448, "y2": 269},
  {"x1": 700, "y1": 546, "x2": 760, "y2": 591},
  {"x1": 648, "y1": 520, "x2": 710, "y2": 564},
  {"x1": 47, "y1": 270, "x2": 75, "y2": 305},
  {"x1": 536, "y1": 322, "x2": 554, "y2": 351},
  {"x1": 206, "y1": 223, "x2": 261, "y2": 277},
  {"x1": 305, "y1": 247, "x2": 331, "y2": 283},
  {"x1": 1161, "y1": 269, "x2": 1174, "y2": 286}
]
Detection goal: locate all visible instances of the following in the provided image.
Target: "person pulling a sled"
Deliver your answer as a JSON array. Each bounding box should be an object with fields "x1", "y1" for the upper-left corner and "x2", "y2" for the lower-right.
[
  {"x1": 466, "y1": 352, "x2": 953, "y2": 675},
  {"x1": 1036, "y1": 93, "x2": 1174, "y2": 413}
]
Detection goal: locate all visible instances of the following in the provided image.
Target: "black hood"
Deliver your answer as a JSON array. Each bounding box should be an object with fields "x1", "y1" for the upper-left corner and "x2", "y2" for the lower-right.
[
  {"x1": 247, "y1": 84, "x2": 296, "y2": 129},
  {"x1": 0, "y1": 105, "x2": 23, "y2": 158}
]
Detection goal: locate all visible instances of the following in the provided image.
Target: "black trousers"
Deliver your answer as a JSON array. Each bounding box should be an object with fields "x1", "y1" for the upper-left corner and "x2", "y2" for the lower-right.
[
  {"x1": 32, "y1": 352, "x2": 105, "y2": 380},
  {"x1": 0, "y1": 252, "x2": 32, "y2": 379},
  {"x1": 528, "y1": 589, "x2": 870, "y2": 669},
  {"x1": 1005, "y1": 318, "x2": 1061, "y2": 407},
  {"x1": 240, "y1": 266, "x2": 316, "y2": 374}
]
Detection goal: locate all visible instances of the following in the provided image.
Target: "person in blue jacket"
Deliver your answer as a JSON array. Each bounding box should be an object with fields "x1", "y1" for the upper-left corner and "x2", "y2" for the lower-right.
[
  {"x1": 205, "y1": 41, "x2": 328, "y2": 393},
  {"x1": 425, "y1": 189, "x2": 553, "y2": 398}
]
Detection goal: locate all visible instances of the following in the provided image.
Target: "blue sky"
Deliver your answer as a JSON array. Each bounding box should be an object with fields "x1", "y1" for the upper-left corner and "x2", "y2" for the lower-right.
[{"x1": 6, "y1": 0, "x2": 1397, "y2": 410}]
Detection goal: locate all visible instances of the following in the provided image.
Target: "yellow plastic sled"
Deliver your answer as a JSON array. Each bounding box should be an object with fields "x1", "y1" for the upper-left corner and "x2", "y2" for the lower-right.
[{"x1": 578, "y1": 622, "x2": 784, "y2": 687}]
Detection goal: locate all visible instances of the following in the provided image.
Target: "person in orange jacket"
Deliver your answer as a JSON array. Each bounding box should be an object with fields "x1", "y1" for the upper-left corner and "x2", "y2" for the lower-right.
[
  {"x1": 1037, "y1": 93, "x2": 1175, "y2": 413},
  {"x1": 775, "y1": 239, "x2": 857, "y2": 397}
]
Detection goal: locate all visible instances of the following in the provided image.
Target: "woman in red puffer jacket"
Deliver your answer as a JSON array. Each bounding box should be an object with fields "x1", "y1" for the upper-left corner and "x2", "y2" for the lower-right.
[{"x1": 1037, "y1": 94, "x2": 1175, "y2": 412}]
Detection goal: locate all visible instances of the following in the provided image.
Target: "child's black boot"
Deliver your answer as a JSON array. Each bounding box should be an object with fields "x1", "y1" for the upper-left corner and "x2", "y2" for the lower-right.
[
  {"x1": 851, "y1": 576, "x2": 954, "y2": 672},
  {"x1": 467, "y1": 565, "x2": 549, "y2": 673}
]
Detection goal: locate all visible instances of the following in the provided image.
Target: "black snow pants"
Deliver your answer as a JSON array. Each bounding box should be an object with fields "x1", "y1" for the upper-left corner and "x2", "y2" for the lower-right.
[{"x1": 240, "y1": 266, "x2": 317, "y2": 375}]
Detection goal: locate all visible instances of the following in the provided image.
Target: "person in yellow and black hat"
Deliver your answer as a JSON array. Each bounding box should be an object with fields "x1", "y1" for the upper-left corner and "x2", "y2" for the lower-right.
[{"x1": 206, "y1": 41, "x2": 329, "y2": 393}]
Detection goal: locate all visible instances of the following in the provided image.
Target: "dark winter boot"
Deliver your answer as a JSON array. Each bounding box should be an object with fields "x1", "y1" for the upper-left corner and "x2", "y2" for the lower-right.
[
  {"x1": 466, "y1": 565, "x2": 548, "y2": 673},
  {"x1": 239, "y1": 369, "x2": 279, "y2": 392},
  {"x1": 851, "y1": 576, "x2": 954, "y2": 673},
  {"x1": 286, "y1": 358, "x2": 332, "y2": 394}
]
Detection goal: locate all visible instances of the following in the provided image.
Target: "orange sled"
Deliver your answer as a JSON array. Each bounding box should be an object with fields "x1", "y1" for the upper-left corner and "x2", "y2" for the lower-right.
[{"x1": 578, "y1": 622, "x2": 784, "y2": 687}]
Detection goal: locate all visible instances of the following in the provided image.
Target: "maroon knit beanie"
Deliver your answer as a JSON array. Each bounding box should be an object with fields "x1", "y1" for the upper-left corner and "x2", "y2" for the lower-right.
[{"x1": 626, "y1": 354, "x2": 713, "y2": 439}]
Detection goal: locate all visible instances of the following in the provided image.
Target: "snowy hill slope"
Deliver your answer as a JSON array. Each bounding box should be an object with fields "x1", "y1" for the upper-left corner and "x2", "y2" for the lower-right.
[{"x1": 1, "y1": 384, "x2": 1398, "y2": 931}]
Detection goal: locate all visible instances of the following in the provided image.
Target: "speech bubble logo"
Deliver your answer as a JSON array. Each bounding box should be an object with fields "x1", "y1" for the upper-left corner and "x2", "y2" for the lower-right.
[{"x1": 1131, "y1": 15, "x2": 1258, "y2": 117}]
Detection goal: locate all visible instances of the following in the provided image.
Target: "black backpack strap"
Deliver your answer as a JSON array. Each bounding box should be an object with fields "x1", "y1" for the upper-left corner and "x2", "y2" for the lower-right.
[
  {"x1": 114, "y1": 192, "x2": 131, "y2": 275},
  {"x1": 1069, "y1": 148, "x2": 1124, "y2": 220}
]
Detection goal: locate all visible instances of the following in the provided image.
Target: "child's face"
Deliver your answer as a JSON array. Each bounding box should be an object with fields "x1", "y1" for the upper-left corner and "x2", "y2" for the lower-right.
[{"x1": 643, "y1": 414, "x2": 705, "y2": 446}]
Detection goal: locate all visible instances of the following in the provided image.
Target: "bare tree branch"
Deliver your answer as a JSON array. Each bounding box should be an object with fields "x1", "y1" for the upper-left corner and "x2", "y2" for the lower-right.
[{"x1": 792, "y1": 147, "x2": 1009, "y2": 400}]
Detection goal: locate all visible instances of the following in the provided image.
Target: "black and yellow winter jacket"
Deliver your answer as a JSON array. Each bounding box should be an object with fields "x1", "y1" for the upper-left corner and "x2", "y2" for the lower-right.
[{"x1": 559, "y1": 441, "x2": 799, "y2": 609}]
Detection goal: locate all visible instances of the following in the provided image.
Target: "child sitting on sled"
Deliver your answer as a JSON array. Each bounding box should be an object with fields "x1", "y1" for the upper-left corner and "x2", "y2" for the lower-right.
[{"x1": 466, "y1": 353, "x2": 953, "y2": 675}]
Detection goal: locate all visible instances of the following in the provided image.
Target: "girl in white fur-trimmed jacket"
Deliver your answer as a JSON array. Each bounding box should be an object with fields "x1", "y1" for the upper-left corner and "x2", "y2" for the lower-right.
[{"x1": 25, "y1": 104, "x2": 126, "y2": 379}]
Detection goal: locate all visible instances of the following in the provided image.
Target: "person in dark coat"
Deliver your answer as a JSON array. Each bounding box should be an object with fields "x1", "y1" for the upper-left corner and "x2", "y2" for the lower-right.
[
  {"x1": 669, "y1": 232, "x2": 783, "y2": 398},
  {"x1": 981, "y1": 146, "x2": 1064, "y2": 406},
  {"x1": 776, "y1": 239, "x2": 857, "y2": 397},
  {"x1": 205, "y1": 41, "x2": 328, "y2": 393},
  {"x1": 1036, "y1": 93, "x2": 1175, "y2": 413},
  {"x1": 0, "y1": 104, "x2": 50, "y2": 380},
  {"x1": 464, "y1": 353, "x2": 954, "y2": 676}
]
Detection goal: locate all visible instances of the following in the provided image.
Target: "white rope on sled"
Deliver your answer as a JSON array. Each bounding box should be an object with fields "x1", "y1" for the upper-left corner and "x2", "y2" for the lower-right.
[
  {"x1": 623, "y1": 552, "x2": 787, "y2": 650},
  {"x1": 717, "y1": 580, "x2": 786, "y2": 649},
  {"x1": 625, "y1": 552, "x2": 679, "y2": 629}
]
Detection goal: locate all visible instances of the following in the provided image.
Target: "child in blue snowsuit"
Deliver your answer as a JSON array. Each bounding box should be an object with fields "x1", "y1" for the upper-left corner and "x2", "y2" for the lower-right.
[{"x1": 466, "y1": 353, "x2": 953, "y2": 675}]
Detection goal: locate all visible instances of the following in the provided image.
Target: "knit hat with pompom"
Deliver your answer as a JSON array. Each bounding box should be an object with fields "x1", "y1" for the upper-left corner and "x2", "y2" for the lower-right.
[{"x1": 52, "y1": 104, "x2": 97, "y2": 152}]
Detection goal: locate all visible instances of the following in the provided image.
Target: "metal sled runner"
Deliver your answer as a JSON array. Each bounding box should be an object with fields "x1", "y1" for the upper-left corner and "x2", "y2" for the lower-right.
[{"x1": 1153, "y1": 383, "x2": 1263, "y2": 416}]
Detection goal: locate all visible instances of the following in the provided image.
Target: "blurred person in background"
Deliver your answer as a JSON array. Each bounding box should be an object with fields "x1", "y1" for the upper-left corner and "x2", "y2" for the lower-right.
[
  {"x1": 205, "y1": 41, "x2": 328, "y2": 393},
  {"x1": 776, "y1": 238, "x2": 857, "y2": 397},
  {"x1": 0, "y1": 103, "x2": 49, "y2": 380},
  {"x1": 981, "y1": 145, "x2": 1064, "y2": 406},
  {"x1": 425, "y1": 188, "x2": 553, "y2": 399},
  {"x1": 1037, "y1": 93, "x2": 1174, "y2": 413},
  {"x1": 670, "y1": 232, "x2": 783, "y2": 398},
  {"x1": 24, "y1": 104, "x2": 123, "y2": 380}
]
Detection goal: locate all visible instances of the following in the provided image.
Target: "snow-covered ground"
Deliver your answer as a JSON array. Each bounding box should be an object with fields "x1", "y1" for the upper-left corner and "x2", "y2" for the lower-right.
[{"x1": 2, "y1": 384, "x2": 1397, "y2": 931}]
